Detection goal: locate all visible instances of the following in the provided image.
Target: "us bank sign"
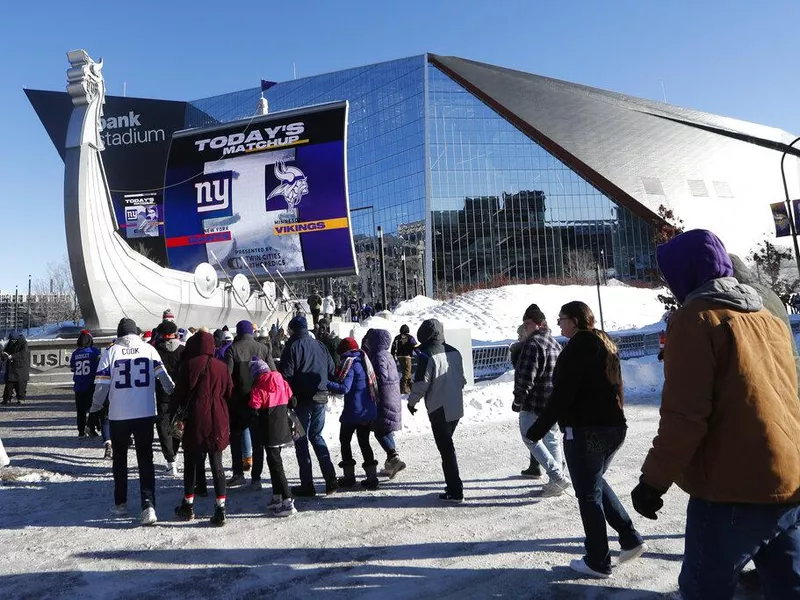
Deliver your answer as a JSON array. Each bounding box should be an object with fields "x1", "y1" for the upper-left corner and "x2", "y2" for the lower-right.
[{"x1": 30, "y1": 348, "x2": 72, "y2": 373}]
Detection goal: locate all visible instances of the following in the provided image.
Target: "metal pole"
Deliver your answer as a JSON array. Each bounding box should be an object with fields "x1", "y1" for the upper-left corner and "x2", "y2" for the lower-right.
[
  {"x1": 240, "y1": 256, "x2": 274, "y2": 311},
  {"x1": 780, "y1": 136, "x2": 800, "y2": 280},
  {"x1": 401, "y1": 254, "x2": 408, "y2": 300},
  {"x1": 377, "y1": 225, "x2": 388, "y2": 309},
  {"x1": 595, "y1": 259, "x2": 605, "y2": 331},
  {"x1": 27, "y1": 275, "x2": 31, "y2": 336}
]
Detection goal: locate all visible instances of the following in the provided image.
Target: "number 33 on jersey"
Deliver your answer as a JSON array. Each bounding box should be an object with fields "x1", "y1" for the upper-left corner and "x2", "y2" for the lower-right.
[{"x1": 93, "y1": 337, "x2": 175, "y2": 421}]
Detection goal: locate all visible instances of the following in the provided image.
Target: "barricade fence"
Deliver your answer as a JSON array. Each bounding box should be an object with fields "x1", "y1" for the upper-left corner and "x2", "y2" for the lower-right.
[{"x1": 472, "y1": 330, "x2": 663, "y2": 382}]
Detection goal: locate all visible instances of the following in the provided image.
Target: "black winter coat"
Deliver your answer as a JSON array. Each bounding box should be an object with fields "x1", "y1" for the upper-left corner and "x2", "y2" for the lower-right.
[
  {"x1": 279, "y1": 329, "x2": 335, "y2": 403},
  {"x1": 155, "y1": 338, "x2": 184, "y2": 405},
  {"x1": 527, "y1": 329, "x2": 625, "y2": 442},
  {"x1": 225, "y1": 334, "x2": 275, "y2": 427},
  {"x1": 4, "y1": 336, "x2": 30, "y2": 382}
]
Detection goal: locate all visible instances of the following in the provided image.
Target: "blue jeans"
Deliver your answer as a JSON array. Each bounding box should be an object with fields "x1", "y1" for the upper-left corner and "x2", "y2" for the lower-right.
[
  {"x1": 429, "y1": 408, "x2": 462, "y2": 498},
  {"x1": 241, "y1": 427, "x2": 252, "y2": 459},
  {"x1": 563, "y1": 426, "x2": 643, "y2": 574},
  {"x1": 519, "y1": 410, "x2": 566, "y2": 480},
  {"x1": 375, "y1": 431, "x2": 397, "y2": 459},
  {"x1": 679, "y1": 497, "x2": 800, "y2": 599},
  {"x1": 293, "y1": 401, "x2": 336, "y2": 488}
]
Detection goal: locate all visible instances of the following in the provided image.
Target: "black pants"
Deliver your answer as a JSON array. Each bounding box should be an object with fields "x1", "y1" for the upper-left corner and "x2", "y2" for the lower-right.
[
  {"x1": 155, "y1": 402, "x2": 179, "y2": 463},
  {"x1": 311, "y1": 309, "x2": 321, "y2": 329},
  {"x1": 110, "y1": 417, "x2": 156, "y2": 510},
  {"x1": 184, "y1": 450, "x2": 226, "y2": 499},
  {"x1": 251, "y1": 425, "x2": 265, "y2": 481},
  {"x1": 3, "y1": 380, "x2": 27, "y2": 401},
  {"x1": 266, "y1": 446, "x2": 291, "y2": 498},
  {"x1": 230, "y1": 427, "x2": 245, "y2": 476},
  {"x1": 75, "y1": 389, "x2": 94, "y2": 434},
  {"x1": 340, "y1": 423, "x2": 375, "y2": 465},
  {"x1": 429, "y1": 409, "x2": 462, "y2": 497}
]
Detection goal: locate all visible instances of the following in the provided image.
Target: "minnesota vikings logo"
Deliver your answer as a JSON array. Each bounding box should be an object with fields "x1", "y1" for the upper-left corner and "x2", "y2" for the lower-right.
[{"x1": 267, "y1": 161, "x2": 309, "y2": 211}]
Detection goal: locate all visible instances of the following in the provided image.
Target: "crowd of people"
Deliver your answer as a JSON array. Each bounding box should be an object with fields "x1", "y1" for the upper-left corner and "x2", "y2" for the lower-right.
[{"x1": 2, "y1": 228, "x2": 800, "y2": 597}]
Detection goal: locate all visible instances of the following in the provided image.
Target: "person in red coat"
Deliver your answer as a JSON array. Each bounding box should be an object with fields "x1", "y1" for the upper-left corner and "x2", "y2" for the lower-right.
[{"x1": 171, "y1": 331, "x2": 233, "y2": 526}]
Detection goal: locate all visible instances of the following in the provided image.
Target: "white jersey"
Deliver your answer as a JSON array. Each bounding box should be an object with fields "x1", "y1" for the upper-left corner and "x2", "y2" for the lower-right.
[{"x1": 91, "y1": 335, "x2": 174, "y2": 421}]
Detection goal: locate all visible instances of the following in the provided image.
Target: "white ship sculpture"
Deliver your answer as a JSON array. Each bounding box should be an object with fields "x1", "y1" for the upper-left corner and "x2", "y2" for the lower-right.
[{"x1": 64, "y1": 49, "x2": 275, "y2": 332}]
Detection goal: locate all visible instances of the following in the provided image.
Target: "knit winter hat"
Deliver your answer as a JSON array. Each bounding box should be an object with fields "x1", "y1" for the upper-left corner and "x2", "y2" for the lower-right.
[
  {"x1": 337, "y1": 337, "x2": 359, "y2": 354},
  {"x1": 250, "y1": 356, "x2": 271, "y2": 378},
  {"x1": 162, "y1": 308, "x2": 175, "y2": 321},
  {"x1": 288, "y1": 315, "x2": 308, "y2": 333},
  {"x1": 222, "y1": 331, "x2": 234, "y2": 342},
  {"x1": 522, "y1": 303, "x2": 541, "y2": 321},
  {"x1": 117, "y1": 318, "x2": 138, "y2": 337},
  {"x1": 142, "y1": 331, "x2": 153, "y2": 342},
  {"x1": 77, "y1": 330, "x2": 93, "y2": 347},
  {"x1": 160, "y1": 320, "x2": 178, "y2": 336},
  {"x1": 236, "y1": 320, "x2": 254, "y2": 336}
]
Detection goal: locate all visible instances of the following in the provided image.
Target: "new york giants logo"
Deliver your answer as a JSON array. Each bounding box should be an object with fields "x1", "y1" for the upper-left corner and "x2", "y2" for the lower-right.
[{"x1": 195, "y1": 171, "x2": 233, "y2": 214}]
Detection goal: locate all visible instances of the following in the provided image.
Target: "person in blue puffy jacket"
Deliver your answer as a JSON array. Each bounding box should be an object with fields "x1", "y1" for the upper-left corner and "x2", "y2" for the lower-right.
[{"x1": 327, "y1": 337, "x2": 379, "y2": 490}]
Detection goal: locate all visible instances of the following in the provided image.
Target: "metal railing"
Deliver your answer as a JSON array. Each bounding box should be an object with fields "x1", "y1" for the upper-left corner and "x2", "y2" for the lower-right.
[{"x1": 471, "y1": 330, "x2": 664, "y2": 382}]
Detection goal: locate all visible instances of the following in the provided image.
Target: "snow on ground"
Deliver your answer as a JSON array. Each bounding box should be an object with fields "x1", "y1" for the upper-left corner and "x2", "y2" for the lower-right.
[
  {"x1": 0, "y1": 377, "x2": 761, "y2": 600},
  {"x1": 335, "y1": 283, "x2": 667, "y2": 345}
]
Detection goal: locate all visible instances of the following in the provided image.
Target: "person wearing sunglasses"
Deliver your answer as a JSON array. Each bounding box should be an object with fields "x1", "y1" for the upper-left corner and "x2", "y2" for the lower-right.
[{"x1": 526, "y1": 300, "x2": 645, "y2": 578}]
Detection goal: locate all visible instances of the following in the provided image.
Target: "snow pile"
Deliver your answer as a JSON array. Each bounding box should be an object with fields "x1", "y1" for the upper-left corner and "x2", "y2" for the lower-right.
[
  {"x1": 344, "y1": 283, "x2": 666, "y2": 344},
  {"x1": 621, "y1": 355, "x2": 665, "y2": 397},
  {"x1": 0, "y1": 467, "x2": 74, "y2": 484}
]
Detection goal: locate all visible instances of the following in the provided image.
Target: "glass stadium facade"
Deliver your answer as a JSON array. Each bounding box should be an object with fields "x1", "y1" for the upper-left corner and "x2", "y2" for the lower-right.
[{"x1": 187, "y1": 55, "x2": 658, "y2": 299}]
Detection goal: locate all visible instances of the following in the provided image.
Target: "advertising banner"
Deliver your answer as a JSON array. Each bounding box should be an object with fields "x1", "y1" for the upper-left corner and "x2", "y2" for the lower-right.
[
  {"x1": 162, "y1": 101, "x2": 357, "y2": 279},
  {"x1": 115, "y1": 192, "x2": 163, "y2": 239},
  {"x1": 771, "y1": 202, "x2": 791, "y2": 238}
]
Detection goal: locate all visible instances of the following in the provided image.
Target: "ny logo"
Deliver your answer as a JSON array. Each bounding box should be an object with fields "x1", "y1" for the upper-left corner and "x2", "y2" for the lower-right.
[{"x1": 195, "y1": 171, "x2": 233, "y2": 213}]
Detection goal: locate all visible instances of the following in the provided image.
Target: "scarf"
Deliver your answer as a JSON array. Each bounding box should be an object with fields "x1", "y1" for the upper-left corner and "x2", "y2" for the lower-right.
[{"x1": 335, "y1": 351, "x2": 379, "y2": 403}]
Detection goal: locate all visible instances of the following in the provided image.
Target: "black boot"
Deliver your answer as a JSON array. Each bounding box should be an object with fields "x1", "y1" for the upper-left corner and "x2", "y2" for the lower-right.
[
  {"x1": 174, "y1": 499, "x2": 195, "y2": 521},
  {"x1": 361, "y1": 460, "x2": 380, "y2": 490},
  {"x1": 520, "y1": 458, "x2": 542, "y2": 479},
  {"x1": 210, "y1": 504, "x2": 226, "y2": 526},
  {"x1": 337, "y1": 460, "x2": 357, "y2": 488}
]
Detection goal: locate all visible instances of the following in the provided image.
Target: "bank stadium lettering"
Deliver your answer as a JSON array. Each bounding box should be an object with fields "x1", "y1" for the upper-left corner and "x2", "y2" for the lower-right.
[
  {"x1": 100, "y1": 111, "x2": 165, "y2": 147},
  {"x1": 194, "y1": 123, "x2": 307, "y2": 157}
]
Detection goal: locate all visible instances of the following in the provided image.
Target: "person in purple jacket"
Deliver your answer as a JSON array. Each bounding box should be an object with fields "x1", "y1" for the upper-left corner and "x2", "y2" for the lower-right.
[
  {"x1": 328, "y1": 337, "x2": 380, "y2": 490},
  {"x1": 364, "y1": 328, "x2": 406, "y2": 478}
]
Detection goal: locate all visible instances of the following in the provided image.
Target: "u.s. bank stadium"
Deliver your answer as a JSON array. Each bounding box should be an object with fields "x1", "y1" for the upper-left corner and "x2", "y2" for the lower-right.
[{"x1": 27, "y1": 54, "x2": 800, "y2": 301}]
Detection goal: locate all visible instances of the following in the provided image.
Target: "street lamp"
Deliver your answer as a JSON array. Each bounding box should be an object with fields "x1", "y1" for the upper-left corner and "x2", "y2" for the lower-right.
[{"x1": 781, "y1": 136, "x2": 800, "y2": 280}]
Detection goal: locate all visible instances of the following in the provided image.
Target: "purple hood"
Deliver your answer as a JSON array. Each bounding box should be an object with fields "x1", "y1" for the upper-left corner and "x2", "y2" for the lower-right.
[{"x1": 656, "y1": 229, "x2": 733, "y2": 303}]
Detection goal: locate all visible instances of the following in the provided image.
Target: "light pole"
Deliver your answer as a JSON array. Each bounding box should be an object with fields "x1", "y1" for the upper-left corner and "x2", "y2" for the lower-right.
[
  {"x1": 26, "y1": 274, "x2": 31, "y2": 336},
  {"x1": 377, "y1": 226, "x2": 388, "y2": 309},
  {"x1": 780, "y1": 136, "x2": 800, "y2": 279},
  {"x1": 401, "y1": 254, "x2": 408, "y2": 300}
]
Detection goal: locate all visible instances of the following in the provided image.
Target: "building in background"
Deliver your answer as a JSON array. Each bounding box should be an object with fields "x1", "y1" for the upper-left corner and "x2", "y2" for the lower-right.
[{"x1": 28, "y1": 54, "x2": 800, "y2": 301}]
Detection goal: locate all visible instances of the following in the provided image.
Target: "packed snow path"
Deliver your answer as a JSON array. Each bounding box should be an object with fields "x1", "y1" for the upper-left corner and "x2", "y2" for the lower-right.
[{"x1": 0, "y1": 390, "x2": 761, "y2": 599}]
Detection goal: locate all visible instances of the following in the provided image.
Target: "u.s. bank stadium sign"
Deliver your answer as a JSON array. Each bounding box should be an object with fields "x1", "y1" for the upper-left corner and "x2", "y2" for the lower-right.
[{"x1": 29, "y1": 348, "x2": 72, "y2": 373}]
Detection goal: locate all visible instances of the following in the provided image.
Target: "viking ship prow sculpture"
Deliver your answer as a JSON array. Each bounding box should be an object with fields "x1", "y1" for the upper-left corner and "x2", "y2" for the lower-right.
[{"x1": 63, "y1": 50, "x2": 277, "y2": 332}]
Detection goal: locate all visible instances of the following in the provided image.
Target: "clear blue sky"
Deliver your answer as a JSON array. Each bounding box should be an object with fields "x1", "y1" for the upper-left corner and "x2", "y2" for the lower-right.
[{"x1": 0, "y1": 0, "x2": 797, "y2": 292}]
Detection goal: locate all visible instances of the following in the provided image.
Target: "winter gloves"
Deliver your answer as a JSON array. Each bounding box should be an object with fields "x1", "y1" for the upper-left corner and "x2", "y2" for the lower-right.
[
  {"x1": 631, "y1": 476, "x2": 667, "y2": 520},
  {"x1": 407, "y1": 404, "x2": 417, "y2": 415},
  {"x1": 511, "y1": 399, "x2": 522, "y2": 413}
]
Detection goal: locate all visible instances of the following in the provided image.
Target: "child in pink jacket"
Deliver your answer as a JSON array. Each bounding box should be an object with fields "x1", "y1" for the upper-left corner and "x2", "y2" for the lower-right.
[{"x1": 249, "y1": 357, "x2": 296, "y2": 517}]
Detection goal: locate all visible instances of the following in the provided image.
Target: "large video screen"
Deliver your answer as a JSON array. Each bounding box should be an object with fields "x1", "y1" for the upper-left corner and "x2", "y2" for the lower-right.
[{"x1": 162, "y1": 101, "x2": 357, "y2": 279}]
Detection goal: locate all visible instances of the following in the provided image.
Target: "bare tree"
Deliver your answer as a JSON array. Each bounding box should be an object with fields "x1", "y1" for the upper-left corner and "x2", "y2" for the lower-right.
[
  {"x1": 566, "y1": 249, "x2": 595, "y2": 284},
  {"x1": 32, "y1": 256, "x2": 82, "y2": 325}
]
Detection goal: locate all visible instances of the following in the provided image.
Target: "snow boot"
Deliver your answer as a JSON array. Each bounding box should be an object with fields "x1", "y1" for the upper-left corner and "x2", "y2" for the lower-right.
[
  {"x1": 337, "y1": 460, "x2": 357, "y2": 488},
  {"x1": 361, "y1": 460, "x2": 380, "y2": 490},
  {"x1": 521, "y1": 458, "x2": 543, "y2": 479},
  {"x1": 103, "y1": 441, "x2": 113, "y2": 460},
  {"x1": 242, "y1": 457, "x2": 253, "y2": 472},
  {"x1": 291, "y1": 484, "x2": 316, "y2": 498},
  {"x1": 174, "y1": 499, "x2": 195, "y2": 521},
  {"x1": 383, "y1": 456, "x2": 406, "y2": 479},
  {"x1": 210, "y1": 505, "x2": 226, "y2": 527}
]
